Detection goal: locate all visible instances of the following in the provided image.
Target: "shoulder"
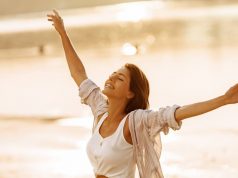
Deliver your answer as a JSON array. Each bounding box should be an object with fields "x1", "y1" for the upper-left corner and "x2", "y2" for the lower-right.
[
  {"x1": 125, "y1": 109, "x2": 145, "y2": 129},
  {"x1": 128, "y1": 109, "x2": 151, "y2": 120},
  {"x1": 123, "y1": 109, "x2": 149, "y2": 144},
  {"x1": 95, "y1": 111, "x2": 107, "y2": 126}
]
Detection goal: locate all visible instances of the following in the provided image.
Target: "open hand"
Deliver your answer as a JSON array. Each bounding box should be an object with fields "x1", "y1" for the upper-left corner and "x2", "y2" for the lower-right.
[
  {"x1": 224, "y1": 83, "x2": 238, "y2": 104},
  {"x1": 47, "y1": 10, "x2": 66, "y2": 35}
]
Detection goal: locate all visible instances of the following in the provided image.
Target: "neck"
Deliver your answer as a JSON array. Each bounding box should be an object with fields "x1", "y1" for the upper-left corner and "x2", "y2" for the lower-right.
[{"x1": 107, "y1": 97, "x2": 127, "y2": 122}]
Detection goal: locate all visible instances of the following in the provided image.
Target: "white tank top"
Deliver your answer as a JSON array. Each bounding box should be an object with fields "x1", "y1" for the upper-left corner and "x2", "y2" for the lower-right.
[{"x1": 86, "y1": 112, "x2": 136, "y2": 178}]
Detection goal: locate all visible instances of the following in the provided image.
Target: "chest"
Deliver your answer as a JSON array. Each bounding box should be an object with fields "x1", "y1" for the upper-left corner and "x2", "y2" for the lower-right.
[
  {"x1": 99, "y1": 116, "x2": 132, "y2": 145},
  {"x1": 87, "y1": 119, "x2": 133, "y2": 167}
]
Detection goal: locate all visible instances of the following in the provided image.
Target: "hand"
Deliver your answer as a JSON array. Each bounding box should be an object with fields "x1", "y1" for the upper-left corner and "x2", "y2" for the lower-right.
[
  {"x1": 47, "y1": 9, "x2": 66, "y2": 36},
  {"x1": 224, "y1": 83, "x2": 238, "y2": 104}
]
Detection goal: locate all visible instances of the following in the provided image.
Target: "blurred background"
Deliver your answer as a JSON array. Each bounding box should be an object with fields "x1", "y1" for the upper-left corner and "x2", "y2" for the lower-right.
[{"x1": 0, "y1": 0, "x2": 238, "y2": 178}]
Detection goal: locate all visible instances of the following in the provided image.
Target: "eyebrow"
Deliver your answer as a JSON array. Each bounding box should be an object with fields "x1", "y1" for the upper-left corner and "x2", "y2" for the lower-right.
[{"x1": 113, "y1": 72, "x2": 127, "y2": 79}]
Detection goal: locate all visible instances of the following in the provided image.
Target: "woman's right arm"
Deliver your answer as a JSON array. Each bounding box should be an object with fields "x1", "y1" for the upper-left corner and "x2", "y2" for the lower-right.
[{"x1": 47, "y1": 10, "x2": 87, "y2": 87}]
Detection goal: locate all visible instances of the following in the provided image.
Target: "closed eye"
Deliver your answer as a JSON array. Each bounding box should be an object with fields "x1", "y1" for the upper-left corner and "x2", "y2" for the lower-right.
[{"x1": 109, "y1": 72, "x2": 126, "y2": 81}]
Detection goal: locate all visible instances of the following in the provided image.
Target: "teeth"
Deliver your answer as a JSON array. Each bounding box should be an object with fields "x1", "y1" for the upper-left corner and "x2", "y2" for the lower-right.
[{"x1": 105, "y1": 84, "x2": 114, "y2": 89}]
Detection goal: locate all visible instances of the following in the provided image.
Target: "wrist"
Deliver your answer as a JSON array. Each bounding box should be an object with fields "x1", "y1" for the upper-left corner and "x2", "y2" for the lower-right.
[
  {"x1": 220, "y1": 94, "x2": 229, "y2": 106},
  {"x1": 59, "y1": 29, "x2": 67, "y2": 37}
]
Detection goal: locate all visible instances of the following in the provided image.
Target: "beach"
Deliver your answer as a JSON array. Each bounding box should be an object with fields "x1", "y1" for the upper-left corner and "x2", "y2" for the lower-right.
[
  {"x1": 1, "y1": 46, "x2": 238, "y2": 178},
  {"x1": 0, "y1": 1, "x2": 238, "y2": 178},
  {"x1": 1, "y1": 113, "x2": 238, "y2": 178}
]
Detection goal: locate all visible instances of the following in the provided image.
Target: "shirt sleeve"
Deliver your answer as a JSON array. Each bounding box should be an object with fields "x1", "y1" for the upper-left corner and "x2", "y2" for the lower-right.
[
  {"x1": 78, "y1": 78, "x2": 108, "y2": 119},
  {"x1": 135, "y1": 104, "x2": 182, "y2": 136}
]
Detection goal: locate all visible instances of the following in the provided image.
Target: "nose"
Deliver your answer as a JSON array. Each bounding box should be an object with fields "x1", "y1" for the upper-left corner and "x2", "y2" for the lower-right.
[{"x1": 109, "y1": 74, "x2": 116, "y2": 81}]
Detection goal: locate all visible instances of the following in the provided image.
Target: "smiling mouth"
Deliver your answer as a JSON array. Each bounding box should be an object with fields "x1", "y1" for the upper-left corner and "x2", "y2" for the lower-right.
[{"x1": 104, "y1": 83, "x2": 114, "y2": 89}]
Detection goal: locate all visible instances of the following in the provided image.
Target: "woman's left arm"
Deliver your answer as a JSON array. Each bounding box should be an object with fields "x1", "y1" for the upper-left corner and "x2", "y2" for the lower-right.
[{"x1": 175, "y1": 83, "x2": 238, "y2": 122}]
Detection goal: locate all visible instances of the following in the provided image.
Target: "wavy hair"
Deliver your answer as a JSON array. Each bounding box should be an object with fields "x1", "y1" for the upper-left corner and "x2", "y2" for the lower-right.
[{"x1": 124, "y1": 63, "x2": 150, "y2": 114}]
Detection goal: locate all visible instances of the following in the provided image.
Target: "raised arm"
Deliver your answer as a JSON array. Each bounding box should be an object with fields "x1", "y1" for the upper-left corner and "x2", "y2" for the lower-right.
[
  {"x1": 175, "y1": 83, "x2": 238, "y2": 121},
  {"x1": 47, "y1": 10, "x2": 87, "y2": 87}
]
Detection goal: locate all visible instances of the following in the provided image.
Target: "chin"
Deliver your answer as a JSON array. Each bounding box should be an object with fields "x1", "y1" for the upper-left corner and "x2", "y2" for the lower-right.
[
  {"x1": 102, "y1": 88, "x2": 109, "y2": 96},
  {"x1": 102, "y1": 88, "x2": 114, "y2": 98}
]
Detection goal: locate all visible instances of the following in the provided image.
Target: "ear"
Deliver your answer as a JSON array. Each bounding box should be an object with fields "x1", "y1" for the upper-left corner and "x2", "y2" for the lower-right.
[{"x1": 127, "y1": 91, "x2": 135, "y2": 99}]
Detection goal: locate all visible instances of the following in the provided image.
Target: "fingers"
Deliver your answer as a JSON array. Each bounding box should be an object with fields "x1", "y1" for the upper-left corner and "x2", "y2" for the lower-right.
[
  {"x1": 46, "y1": 9, "x2": 60, "y2": 17},
  {"x1": 47, "y1": 14, "x2": 57, "y2": 19},
  {"x1": 53, "y1": 9, "x2": 60, "y2": 17},
  {"x1": 47, "y1": 14, "x2": 54, "y2": 21},
  {"x1": 47, "y1": 10, "x2": 64, "y2": 32},
  {"x1": 46, "y1": 10, "x2": 62, "y2": 20},
  {"x1": 46, "y1": 14, "x2": 53, "y2": 18}
]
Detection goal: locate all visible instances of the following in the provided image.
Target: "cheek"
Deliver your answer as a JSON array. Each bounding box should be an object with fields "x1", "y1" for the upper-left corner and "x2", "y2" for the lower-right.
[{"x1": 115, "y1": 83, "x2": 130, "y2": 93}]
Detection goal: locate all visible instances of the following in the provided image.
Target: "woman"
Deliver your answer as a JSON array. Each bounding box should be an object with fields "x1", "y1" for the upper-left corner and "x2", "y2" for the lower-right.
[{"x1": 47, "y1": 10, "x2": 238, "y2": 178}]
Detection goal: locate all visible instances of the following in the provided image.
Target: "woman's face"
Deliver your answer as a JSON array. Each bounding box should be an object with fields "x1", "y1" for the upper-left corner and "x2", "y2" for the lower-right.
[{"x1": 102, "y1": 66, "x2": 134, "y2": 100}]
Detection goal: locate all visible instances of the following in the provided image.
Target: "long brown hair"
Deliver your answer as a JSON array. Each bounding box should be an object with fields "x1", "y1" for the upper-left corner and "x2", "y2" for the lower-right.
[{"x1": 124, "y1": 63, "x2": 150, "y2": 114}]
